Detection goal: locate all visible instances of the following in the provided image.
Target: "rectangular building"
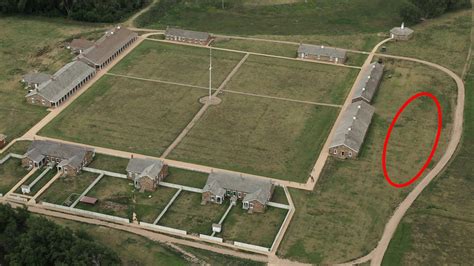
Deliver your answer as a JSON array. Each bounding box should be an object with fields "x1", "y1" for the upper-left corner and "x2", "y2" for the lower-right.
[
  {"x1": 25, "y1": 61, "x2": 96, "y2": 108},
  {"x1": 352, "y1": 62, "x2": 384, "y2": 103},
  {"x1": 329, "y1": 101, "x2": 375, "y2": 159},
  {"x1": 126, "y1": 158, "x2": 168, "y2": 192},
  {"x1": 297, "y1": 44, "x2": 347, "y2": 64},
  {"x1": 78, "y1": 26, "x2": 138, "y2": 70},
  {"x1": 165, "y1": 27, "x2": 211, "y2": 45},
  {"x1": 202, "y1": 171, "x2": 274, "y2": 213},
  {"x1": 22, "y1": 140, "x2": 95, "y2": 176}
]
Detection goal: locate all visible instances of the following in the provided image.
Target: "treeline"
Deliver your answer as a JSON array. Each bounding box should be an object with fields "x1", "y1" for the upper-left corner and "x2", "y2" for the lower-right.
[
  {"x1": 400, "y1": 0, "x2": 471, "y2": 23},
  {"x1": 0, "y1": 205, "x2": 120, "y2": 265},
  {"x1": 0, "y1": 0, "x2": 148, "y2": 23}
]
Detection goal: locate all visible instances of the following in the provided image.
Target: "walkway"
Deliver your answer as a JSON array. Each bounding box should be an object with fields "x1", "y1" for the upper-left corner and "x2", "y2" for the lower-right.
[{"x1": 124, "y1": 0, "x2": 158, "y2": 27}]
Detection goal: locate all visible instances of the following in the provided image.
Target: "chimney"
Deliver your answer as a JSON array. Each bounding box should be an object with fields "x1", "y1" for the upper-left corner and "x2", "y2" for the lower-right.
[
  {"x1": 131, "y1": 154, "x2": 134, "y2": 159},
  {"x1": 358, "y1": 105, "x2": 361, "y2": 109},
  {"x1": 362, "y1": 87, "x2": 366, "y2": 91},
  {"x1": 401, "y1": 22, "x2": 405, "y2": 29},
  {"x1": 368, "y1": 75, "x2": 371, "y2": 79},
  {"x1": 353, "y1": 116, "x2": 356, "y2": 120},
  {"x1": 348, "y1": 127, "x2": 352, "y2": 131}
]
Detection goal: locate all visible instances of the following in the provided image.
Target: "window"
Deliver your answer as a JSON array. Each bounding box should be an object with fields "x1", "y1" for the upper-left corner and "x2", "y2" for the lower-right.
[
  {"x1": 349, "y1": 152, "x2": 352, "y2": 157},
  {"x1": 333, "y1": 149, "x2": 337, "y2": 154},
  {"x1": 238, "y1": 192, "x2": 242, "y2": 198},
  {"x1": 211, "y1": 196, "x2": 215, "y2": 202}
]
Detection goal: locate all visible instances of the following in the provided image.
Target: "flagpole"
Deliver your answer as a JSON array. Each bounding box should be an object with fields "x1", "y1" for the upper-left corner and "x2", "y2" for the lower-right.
[{"x1": 209, "y1": 47, "x2": 212, "y2": 100}]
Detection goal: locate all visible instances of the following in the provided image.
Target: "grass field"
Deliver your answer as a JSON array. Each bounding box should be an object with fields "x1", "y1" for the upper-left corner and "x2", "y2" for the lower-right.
[
  {"x1": 218, "y1": 207, "x2": 287, "y2": 247},
  {"x1": 49, "y1": 217, "x2": 262, "y2": 265},
  {"x1": 77, "y1": 176, "x2": 133, "y2": 218},
  {"x1": 158, "y1": 191, "x2": 229, "y2": 235},
  {"x1": 383, "y1": 51, "x2": 474, "y2": 266},
  {"x1": 38, "y1": 172, "x2": 99, "y2": 205},
  {"x1": 383, "y1": 10, "x2": 471, "y2": 75},
  {"x1": 223, "y1": 55, "x2": 357, "y2": 104},
  {"x1": 87, "y1": 154, "x2": 129, "y2": 173},
  {"x1": 39, "y1": 75, "x2": 205, "y2": 157},
  {"x1": 212, "y1": 38, "x2": 298, "y2": 57},
  {"x1": 278, "y1": 59, "x2": 458, "y2": 263},
  {"x1": 0, "y1": 158, "x2": 29, "y2": 194},
  {"x1": 165, "y1": 167, "x2": 209, "y2": 188},
  {"x1": 0, "y1": 17, "x2": 103, "y2": 140},
  {"x1": 170, "y1": 93, "x2": 339, "y2": 182},
  {"x1": 110, "y1": 40, "x2": 244, "y2": 87}
]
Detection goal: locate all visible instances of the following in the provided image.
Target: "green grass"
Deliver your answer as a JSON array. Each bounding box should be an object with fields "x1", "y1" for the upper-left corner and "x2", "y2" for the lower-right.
[
  {"x1": 218, "y1": 206, "x2": 287, "y2": 247},
  {"x1": 15, "y1": 167, "x2": 57, "y2": 195},
  {"x1": 270, "y1": 186, "x2": 288, "y2": 205},
  {"x1": 39, "y1": 75, "x2": 205, "y2": 157},
  {"x1": 383, "y1": 10, "x2": 471, "y2": 76},
  {"x1": 158, "y1": 191, "x2": 229, "y2": 234},
  {"x1": 170, "y1": 93, "x2": 339, "y2": 182},
  {"x1": 346, "y1": 52, "x2": 368, "y2": 67},
  {"x1": 165, "y1": 167, "x2": 209, "y2": 188},
  {"x1": 212, "y1": 38, "x2": 298, "y2": 57},
  {"x1": 224, "y1": 55, "x2": 357, "y2": 104},
  {"x1": 181, "y1": 245, "x2": 265, "y2": 266},
  {"x1": 134, "y1": 186, "x2": 179, "y2": 223},
  {"x1": 383, "y1": 50, "x2": 474, "y2": 265},
  {"x1": 110, "y1": 40, "x2": 244, "y2": 87},
  {"x1": 0, "y1": 158, "x2": 29, "y2": 194},
  {"x1": 278, "y1": 59, "x2": 458, "y2": 263},
  {"x1": 138, "y1": 0, "x2": 403, "y2": 37},
  {"x1": 38, "y1": 172, "x2": 99, "y2": 205},
  {"x1": 87, "y1": 154, "x2": 129, "y2": 173},
  {"x1": 0, "y1": 17, "x2": 103, "y2": 140}
]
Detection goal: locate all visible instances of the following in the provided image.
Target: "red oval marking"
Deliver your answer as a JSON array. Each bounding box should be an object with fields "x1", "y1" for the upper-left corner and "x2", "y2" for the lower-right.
[{"x1": 382, "y1": 92, "x2": 442, "y2": 188}]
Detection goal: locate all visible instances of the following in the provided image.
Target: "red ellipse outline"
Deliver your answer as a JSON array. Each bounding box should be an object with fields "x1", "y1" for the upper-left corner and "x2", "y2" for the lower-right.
[{"x1": 382, "y1": 92, "x2": 442, "y2": 188}]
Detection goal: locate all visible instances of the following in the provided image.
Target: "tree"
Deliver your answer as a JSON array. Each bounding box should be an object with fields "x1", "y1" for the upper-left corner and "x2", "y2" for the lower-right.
[{"x1": 399, "y1": 2, "x2": 423, "y2": 24}]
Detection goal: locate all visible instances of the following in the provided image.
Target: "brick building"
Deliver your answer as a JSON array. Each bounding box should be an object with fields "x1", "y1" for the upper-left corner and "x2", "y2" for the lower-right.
[
  {"x1": 126, "y1": 158, "x2": 168, "y2": 192},
  {"x1": 390, "y1": 23, "x2": 414, "y2": 40},
  {"x1": 297, "y1": 44, "x2": 347, "y2": 64},
  {"x1": 165, "y1": 27, "x2": 211, "y2": 45}
]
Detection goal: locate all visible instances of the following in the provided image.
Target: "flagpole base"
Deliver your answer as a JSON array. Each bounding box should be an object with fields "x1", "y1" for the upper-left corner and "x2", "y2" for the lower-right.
[{"x1": 199, "y1": 96, "x2": 222, "y2": 105}]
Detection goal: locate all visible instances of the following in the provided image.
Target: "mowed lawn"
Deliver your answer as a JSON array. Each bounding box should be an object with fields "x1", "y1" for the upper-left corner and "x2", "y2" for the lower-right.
[
  {"x1": 158, "y1": 192, "x2": 229, "y2": 235},
  {"x1": 109, "y1": 40, "x2": 244, "y2": 87},
  {"x1": 39, "y1": 171, "x2": 99, "y2": 205},
  {"x1": 224, "y1": 55, "x2": 357, "y2": 104},
  {"x1": 218, "y1": 207, "x2": 287, "y2": 247},
  {"x1": 39, "y1": 75, "x2": 205, "y2": 157},
  {"x1": 170, "y1": 94, "x2": 339, "y2": 182},
  {"x1": 278, "y1": 60, "x2": 457, "y2": 264},
  {"x1": 0, "y1": 158, "x2": 29, "y2": 194},
  {"x1": 212, "y1": 38, "x2": 298, "y2": 58}
]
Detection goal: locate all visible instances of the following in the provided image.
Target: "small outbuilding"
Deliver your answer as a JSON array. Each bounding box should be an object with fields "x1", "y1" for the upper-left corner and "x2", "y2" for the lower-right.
[
  {"x1": 352, "y1": 62, "x2": 384, "y2": 103},
  {"x1": 297, "y1": 44, "x2": 347, "y2": 64},
  {"x1": 80, "y1": 196, "x2": 98, "y2": 205},
  {"x1": 390, "y1": 23, "x2": 414, "y2": 40},
  {"x1": 0, "y1": 134, "x2": 6, "y2": 149},
  {"x1": 126, "y1": 158, "x2": 168, "y2": 192},
  {"x1": 67, "y1": 38, "x2": 94, "y2": 54},
  {"x1": 329, "y1": 101, "x2": 375, "y2": 159},
  {"x1": 165, "y1": 27, "x2": 211, "y2": 45}
]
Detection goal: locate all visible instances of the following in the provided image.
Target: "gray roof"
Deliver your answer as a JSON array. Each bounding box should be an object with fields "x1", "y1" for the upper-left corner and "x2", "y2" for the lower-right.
[
  {"x1": 69, "y1": 38, "x2": 94, "y2": 51},
  {"x1": 22, "y1": 72, "x2": 51, "y2": 86},
  {"x1": 26, "y1": 61, "x2": 95, "y2": 103},
  {"x1": 78, "y1": 26, "x2": 138, "y2": 66},
  {"x1": 126, "y1": 158, "x2": 164, "y2": 180},
  {"x1": 0, "y1": 134, "x2": 6, "y2": 140},
  {"x1": 298, "y1": 44, "x2": 347, "y2": 59},
  {"x1": 390, "y1": 26, "x2": 414, "y2": 36},
  {"x1": 330, "y1": 101, "x2": 375, "y2": 153},
  {"x1": 25, "y1": 140, "x2": 94, "y2": 168},
  {"x1": 203, "y1": 171, "x2": 273, "y2": 205},
  {"x1": 352, "y1": 62, "x2": 384, "y2": 103},
  {"x1": 165, "y1": 27, "x2": 210, "y2": 41}
]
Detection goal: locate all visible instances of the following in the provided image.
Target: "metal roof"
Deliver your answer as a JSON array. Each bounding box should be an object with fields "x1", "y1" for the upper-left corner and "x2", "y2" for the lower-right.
[
  {"x1": 22, "y1": 72, "x2": 51, "y2": 86},
  {"x1": 25, "y1": 61, "x2": 95, "y2": 103},
  {"x1": 126, "y1": 158, "x2": 164, "y2": 180},
  {"x1": 352, "y1": 62, "x2": 384, "y2": 103},
  {"x1": 297, "y1": 44, "x2": 347, "y2": 59},
  {"x1": 165, "y1": 27, "x2": 210, "y2": 41},
  {"x1": 330, "y1": 101, "x2": 375, "y2": 152},
  {"x1": 25, "y1": 140, "x2": 94, "y2": 168},
  {"x1": 78, "y1": 26, "x2": 138, "y2": 66},
  {"x1": 203, "y1": 171, "x2": 273, "y2": 204}
]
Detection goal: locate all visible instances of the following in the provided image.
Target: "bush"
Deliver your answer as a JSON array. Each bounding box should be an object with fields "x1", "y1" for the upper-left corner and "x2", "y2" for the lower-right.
[{"x1": 400, "y1": 2, "x2": 423, "y2": 24}]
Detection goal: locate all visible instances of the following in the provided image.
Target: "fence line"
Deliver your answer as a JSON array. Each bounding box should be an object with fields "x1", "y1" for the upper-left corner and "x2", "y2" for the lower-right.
[
  {"x1": 42, "y1": 202, "x2": 130, "y2": 224},
  {"x1": 267, "y1": 202, "x2": 291, "y2": 210},
  {"x1": 234, "y1": 241, "x2": 270, "y2": 253},
  {"x1": 140, "y1": 222, "x2": 187, "y2": 236},
  {"x1": 83, "y1": 167, "x2": 127, "y2": 179},
  {"x1": 160, "y1": 182, "x2": 203, "y2": 193},
  {"x1": 153, "y1": 188, "x2": 182, "y2": 225},
  {"x1": 70, "y1": 173, "x2": 104, "y2": 208},
  {"x1": 199, "y1": 234, "x2": 223, "y2": 243}
]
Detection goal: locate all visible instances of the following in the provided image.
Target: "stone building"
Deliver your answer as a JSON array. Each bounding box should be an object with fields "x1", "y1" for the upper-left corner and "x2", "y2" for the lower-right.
[
  {"x1": 297, "y1": 44, "x2": 347, "y2": 64},
  {"x1": 329, "y1": 101, "x2": 375, "y2": 159},
  {"x1": 390, "y1": 23, "x2": 414, "y2": 40},
  {"x1": 67, "y1": 38, "x2": 94, "y2": 54},
  {"x1": 25, "y1": 61, "x2": 96, "y2": 108},
  {"x1": 165, "y1": 27, "x2": 211, "y2": 45},
  {"x1": 126, "y1": 158, "x2": 168, "y2": 192},
  {"x1": 202, "y1": 171, "x2": 274, "y2": 213},
  {"x1": 78, "y1": 26, "x2": 138, "y2": 70},
  {"x1": 352, "y1": 62, "x2": 384, "y2": 103},
  {"x1": 22, "y1": 140, "x2": 95, "y2": 176}
]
